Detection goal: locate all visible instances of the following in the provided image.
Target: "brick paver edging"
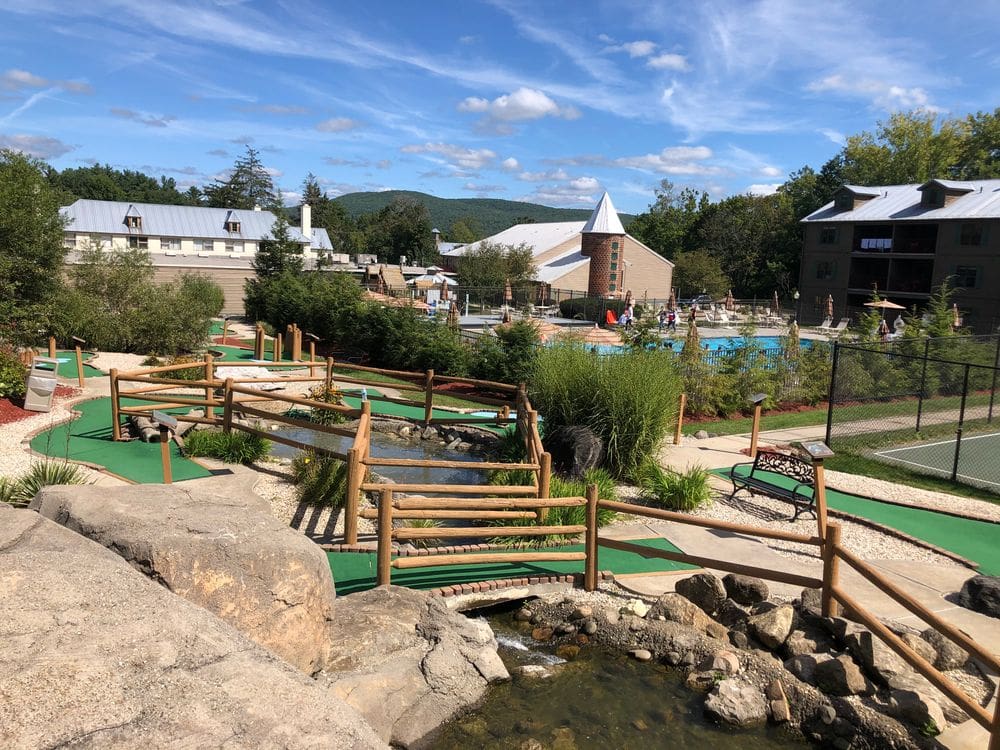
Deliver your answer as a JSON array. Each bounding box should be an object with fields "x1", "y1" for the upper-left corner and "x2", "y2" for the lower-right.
[{"x1": 428, "y1": 570, "x2": 615, "y2": 598}]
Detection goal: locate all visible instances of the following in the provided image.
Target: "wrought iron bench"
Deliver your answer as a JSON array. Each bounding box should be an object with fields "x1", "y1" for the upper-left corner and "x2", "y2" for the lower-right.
[{"x1": 728, "y1": 450, "x2": 817, "y2": 521}]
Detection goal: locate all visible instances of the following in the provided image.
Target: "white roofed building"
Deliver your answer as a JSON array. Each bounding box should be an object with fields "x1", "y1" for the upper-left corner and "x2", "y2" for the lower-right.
[{"x1": 442, "y1": 192, "x2": 673, "y2": 300}]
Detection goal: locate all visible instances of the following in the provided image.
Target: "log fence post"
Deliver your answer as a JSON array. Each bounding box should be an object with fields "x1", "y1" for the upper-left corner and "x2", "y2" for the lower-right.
[
  {"x1": 538, "y1": 452, "x2": 551, "y2": 523},
  {"x1": 325, "y1": 356, "x2": 334, "y2": 392},
  {"x1": 222, "y1": 378, "x2": 235, "y2": 433},
  {"x1": 674, "y1": 392, "x2": 686, "y2": 445},
  {"x1": 814, "y1": 458, "x2": 829, "y2": 542},
  {"x1": 377, "y1": 488, "x2": 393, "y2": 586},
  {"x1": 273, "y1": 333, "x2": 282, "y2": 363},
  {"x1": 203, "y1": 353, "x2": 215, "y2": 415},
  {"x1": 159, "y1": 425, "x2": 173, "y2": 484},
  {"x1": 74, "y1": 344, "x2": 85, "y2": 388},
  {"x1": 48, "y1": 336, "x2": 56, "y2": 358},
  {"x1": 584, "y1": 484, "x2": 599, "y2": 591},
  {"x1": 423, "y1": 369, "x2": 434, "y2": 425},
  {"x1": 110, "y1": 369, "x2": 121, "y2": 441},
  {"x1": 821, "y1": 521, "x2": 841, "y2": 618}
]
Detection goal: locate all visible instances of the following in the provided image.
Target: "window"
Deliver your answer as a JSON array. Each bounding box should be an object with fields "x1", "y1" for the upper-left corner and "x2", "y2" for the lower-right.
[
  {"x1": 224, "y1": 241, "x2": 235, "y2": 253},
  {"x1": 835, "y1": 193, "x2": 854, "y2": 211},
  {"x1": 610, "y1": 262, "x2": 618, "y2": 271},
  {"x1": 125, "y1": 215, "x2": 142, "y2": 230},
  {"x1": 128, "y1": 236, "x2": 148, "y2": 250},
  {"x1": 611, "y1": 241, "x2": 619, "y2": 250},
  {"x1": 230, "y1": 242, "x2": 244, "y2": 253},
  {"x1": 815, "y1": 261, "x2": 837, "y2": 280},
  {"x1": 921, "y1": 188, "x2": 943, "y2": 208},
  {"x1": 819, "y1": 227, "x2": 838, "y2": 244},
  {"x1": 160, "y1": 237, "x2": 180, "y2": 251},
  {"x1": 954, "y1": 266, "x2": 979, "y2": 288},
  {"x1": 100, "y1": 235, "x2": 112, "y2": 249},
  {"x1": 959, "y1": 222, "x2": 984, "y2": 246},
  {"x1": 609, "y1": 283, "x2": 617, "y2": 292},
  {"x1": 225, "y1": 220, "x2": 241, "y2": 233},
  {"x1": 63, "y1": 234, "x2": 76, "y2": 249},
  {"x1": 609, "y1": 272, "x2": 617, "y2": 281},
  {"x1": 610, "y1": 251, "x2": 619, "y2": 261}
]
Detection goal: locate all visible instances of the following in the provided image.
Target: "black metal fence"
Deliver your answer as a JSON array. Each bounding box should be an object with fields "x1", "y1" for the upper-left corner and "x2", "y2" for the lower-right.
[{"x1": 825, "y1": 335, "x2": 1000, "y2": 493}]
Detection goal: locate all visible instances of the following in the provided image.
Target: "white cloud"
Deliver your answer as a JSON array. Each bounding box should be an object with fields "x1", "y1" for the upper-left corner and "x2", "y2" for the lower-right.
[
  {"x1": 316, "y1": 117, "x2": 362, "y2": 132},
  {"x1": 375, "y1": 159, "x2": 392, "y2": 169},
  {"x1": 819, "y1": 128, "x2": 846, "y2": 146},
  {"x1": 459, "y1": 88, "x2": 580, "y2": 121},
  {"x1": 746, "y1": 183, "x2": 781, "y2": 196},
  {"x1": 400, "y1": 142, "x2": 497, "y2": 170},
  {"x1": 236, "y1": 103, "x2": 308, "y2": 114},
  {"x1": 501, "y1": 156, "x2": 520, "y2": 171},
  {"x1": 463, "y1": 182, "x2": 506, "y2": 193},
  {"x1": 759, "y1": 165, "x2": 782, "y2": 177},
  {"x1": 0, "y1": 133, "x2": 75, "y2": 158},
  {"x1": 521, "y1": 173, "x2": 601, "y2": 206},
  {"x1": 109, "y1": 107, "x2": 176, "y2": 128},
  {"x1": 0, "y1": 68, "x2": 92, "y2": 94},
  {"x1": 517, "y1": 168, "x2": 569, "y2": 182},
  {"x1": 615, "y1": 145, "x2": 718, "y2": 175},
  {"x1": 806, "y1": 74, "x2": 938, "y2": 111},
  {"x1": 622, "y1": 40, "x2": 656, "y2": 58},
  {"x1": 647, "y1": 53, "x2": 689, "y2": 71}
]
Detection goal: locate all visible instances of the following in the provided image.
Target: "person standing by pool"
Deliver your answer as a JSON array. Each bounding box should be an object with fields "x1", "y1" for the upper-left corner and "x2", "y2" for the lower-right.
[
  {"x1": 667, "y1": 309, "x2": 677, "y2": 332},
  {"x1": 657, "y1": 307, "x2": 667, "y2": 331}
]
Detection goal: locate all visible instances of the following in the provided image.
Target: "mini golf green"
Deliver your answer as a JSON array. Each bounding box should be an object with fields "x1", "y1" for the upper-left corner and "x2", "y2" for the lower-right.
[
  {"x1": 210, "y1": 344, "x2": 300, "y2": 365},
  {"x1": 715, "y1": 465, "x2": 1000, "y2": 575},
  {"x1": 328, "y1": 538, "x2": 694, "y2": 595},
  {"x1": 54, "y1": 350, "x2": 104, "y2": 379},
  {"x1": 31, "y1": 397, "x2": 213, "y2": 484}
]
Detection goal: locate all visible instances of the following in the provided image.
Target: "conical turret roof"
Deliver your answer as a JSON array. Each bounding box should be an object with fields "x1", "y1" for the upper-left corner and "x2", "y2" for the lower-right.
[{"x1": 582, "y1": 191, "x2": 625, "y2": 235}]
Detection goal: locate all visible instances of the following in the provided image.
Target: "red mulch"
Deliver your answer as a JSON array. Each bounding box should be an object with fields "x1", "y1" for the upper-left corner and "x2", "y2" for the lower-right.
[
  {"x1": 212, "y1": 336, "x2": 251, "y2": 347},
  {"x1": 435, "y1": 381, "x2": 511, "y2": 400},
  {"x1": 0, "y1": 385, "x2": 80, "y2": 426}
]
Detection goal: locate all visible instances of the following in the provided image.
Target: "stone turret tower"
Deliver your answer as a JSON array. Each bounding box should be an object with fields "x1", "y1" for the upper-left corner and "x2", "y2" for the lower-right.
[{"x1": 580, "y1": 192, "x2": 626, "y2": 297}]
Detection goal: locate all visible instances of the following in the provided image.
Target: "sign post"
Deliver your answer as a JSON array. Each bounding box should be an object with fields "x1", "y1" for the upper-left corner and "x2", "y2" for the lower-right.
[{"x1": 151, "y1": 411, "x2": 179, "y2": 485}]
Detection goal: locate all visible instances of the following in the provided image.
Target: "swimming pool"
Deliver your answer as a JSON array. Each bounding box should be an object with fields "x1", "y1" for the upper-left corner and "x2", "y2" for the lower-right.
[{"x1": 583, "y1": 336, "x2": 817, "y2": 355}]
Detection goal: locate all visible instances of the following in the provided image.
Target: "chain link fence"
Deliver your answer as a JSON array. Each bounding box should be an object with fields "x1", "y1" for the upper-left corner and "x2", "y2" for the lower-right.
[{"x1": 825, "y1": 335, "x2": 1000, "y2": 493}]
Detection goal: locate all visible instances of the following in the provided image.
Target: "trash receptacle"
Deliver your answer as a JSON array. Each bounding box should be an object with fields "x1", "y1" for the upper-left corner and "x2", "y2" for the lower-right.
[{"x1": 24, "y1": 357, "x2": 59, "y2": 413}]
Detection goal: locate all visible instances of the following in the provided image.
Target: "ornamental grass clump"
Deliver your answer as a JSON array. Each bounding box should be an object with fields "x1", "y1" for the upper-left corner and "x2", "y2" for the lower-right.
[
  {"x1": 530, "y1": 343, "x2": 682, "y2": 478},
  {"x1": 0, "y1": 460, "x2": 90, "y2": 507},
  {"x1": 637, "y1": 462, "x2": 713, "y2": 511},
  {"x1": 291, "y1": 451, "x2": 349, "y2": 507},
  {"x1": 183, "y1": 428, "x2": 270, "y2": 464}
]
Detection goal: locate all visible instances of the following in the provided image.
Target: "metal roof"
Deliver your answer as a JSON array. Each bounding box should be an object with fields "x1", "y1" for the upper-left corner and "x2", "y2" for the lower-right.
[
  {"x1": 448, "y1": 221, "x2": 586, "y2": 258},
  {"x1": 582, "y1": 191, "x2": 626, "y2": 234},
  {"x1": 802, "y1": 180, "x2": 1000, "y2": 223},
  {"x1": 61, "y1": 199, "x2": 332, "y2": 250},
  {"x1": 534, "y1": 248, "x2": 590, "y2": 283}
]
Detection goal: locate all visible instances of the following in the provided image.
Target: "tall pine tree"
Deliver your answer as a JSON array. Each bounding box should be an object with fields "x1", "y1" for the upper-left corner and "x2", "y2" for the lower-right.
[{"x1": 205, "y1": 145, "x2": 277, "y2": 210}]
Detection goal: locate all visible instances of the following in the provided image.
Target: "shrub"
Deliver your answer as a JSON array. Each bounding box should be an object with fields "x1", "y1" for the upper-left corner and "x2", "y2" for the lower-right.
[
  {"x1": 400, "y1": 518, "x2": 443, "y2": 549},
  {"x1": 1, "y1": 460, "x2": 89, "y2": 507},
  {"x1": 291, "y1": 451, "x2": 349, "y2": 507},
  {"x1": 165, "y1": 355, "x2": 208, "y2": 381},
  {"x1": 304, "y1": 384, "x2": 347, "y2": 425},
  {"x1": 183, "y1": 429, "x2": 270, "y2": 464},
  {"x1": 0, "y1": 345, "x2": 28, "y2": 399},
  {"x1": 469, "y1": 319, "x2": 540, "y2": 385},
  {"x1": 531, "y1": 343, "x2": 682, "y2": 478},
  {"x1": 637, "y1": 463, "x2": 713, "y2": 511}
]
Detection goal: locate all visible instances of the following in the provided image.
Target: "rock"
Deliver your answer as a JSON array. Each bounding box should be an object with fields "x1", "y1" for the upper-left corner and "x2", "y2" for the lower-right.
[
  {"x1": 630, "y1": 648, "x2": 652, "y2": 662},
  {"x1": 813, "y1": 655, "x2": 872, "y2": 696},
  {"x1": 545, "y1": 425, "x2": 604, "y2": 478},
  {"x1": 698, "y1": 650, "x2": 741, "y2": 675},
  {"x1": 446, "y1": 437, "x2": 462, "y2": 450},
  {"x1": 703, "y1": 679, "x2": 768, "y2": 727},
  {"x1": 665, "y1": 651, "x2": 682, "y2": 666},
  {"x1": 31, "y1": 483, "x2": 335, "y2": 676},
  {"x1": 0, "y1": 511, "x2": 384, "y2": 749},
  {"x1": 890, "y1": 690, "x2": 947, "y2": 735},
  {"x1": 621, "y1": 599, "x2": 649, "y2": 618},
  {"x1": 686, "y1": 671, "x2": 718, "y2": 693},
  {"x1": 676, "y1": 573, "x2": 727, "y2": 614},
  {"x1": 398, "y1": 424, "x2": 412, "y2": 438},
  {"x1": 706, "y1": 622, "x2": 730, "y2": 641},
  {"x1": 421, "y1": 426, "x2": 438, "y2": 440},
  {"x1": 532, "y1": 626, "x2": 554, "y2": 641},
  {"x1": 747, "y1": 605, "x2": 794, "y2": 650},
  {"x1": 715, "y1": 598, "x2": 750, "y2": 629},
  {"x1": 649, "y1": 593, "x2": 714, "y2": 634},
  {"x1": 324, "y1": 586, "x2": 508, "y2": 747},
  {"x1": 784, "y1": 654, "x2": 830, "y2": 684},
  {"x1": 799, "y1": 587, "x2": 823, "y2": 616},
  {"x1": 729, "y1": 631, "x2": 750, "y2": 650},
  {"x1": 519, "y1": 740, "x2": 545, "y2": 750},
  {"x1": 784, "y1": 630, "x2": 821, "y2": 658},
  {"x1": 572, "y1": 605, "x2": 593, "y2": 620},
  {"x1": 900, "y1": 633, "x2": 938, "y2": 666},
  {"x1": 514, "y1": 607, "x2": 533, "y2": 622},
  {"x1": 921, "y1": 628, "x2": 969, "y2": 671},
  {"x1": 514, "y1": 665, "x2": 555, "y2": 680},
  {"x1": 845, "y1": 628, "x2": 930, "y2": 691},
  {"x1": 695, "y1": 430, "x2": 710, "y2": 440},
  {"x1": 723, "y1": 574, "x2": 769, "y2": 606},
  {"x1": 767, "y1": 679, "x2": 791, "y2": 723},
  {"x1": 582, "y1": 619, "x2": 598, "y2": 635},
  {"x1": 555, "y1": 622, "x2": 577, "y2": 635},
  {"x1": 456, "y1": 441, "x2": 472, "y2": 452},
  {"x1": 556, "y1": 645, "x2": 580, "y2": 660},
  {"x1": 680, "y1": 651, "x2": 698, "y2": 668},
  {"x1": 819, "y1": 704, "x2": 837, "y2": 724},
  {"x1": 958, "y1": 575, "x2": 1000, "y2": 618}
]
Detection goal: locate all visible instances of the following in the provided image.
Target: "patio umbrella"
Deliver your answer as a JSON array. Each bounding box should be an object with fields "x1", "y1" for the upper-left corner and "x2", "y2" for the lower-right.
[
  {"x1": 504, "y1": 278, "x2": 513, "y2": 304},
  {"x1": 495, "y1": 318, "x2": 562, "y2": 343},
  {"x1": 953, "y1": 303, "x2": 961, "y2": 329},
  {"x1": 772, "y1": 290, "x2": 780, "y2": 314},
  {"x1": 440, "y1": 276, "x2": 449, "y2": 301},
  {"x1": 447, "y1": 301, "x2": 459, "y2": 330},
  {"x1": 668, "y1": 290, "x2": 677, "y2": 311},
  {"x1": 826, "y1": 294, "x2": 834, "y2": 319},
  {"x1": 563, "y1": 324, "x2": 622, "y2": 347},
  {"x1": 682, "y1": 319, "x2": 700, "y2": 354},
  {"x1": 864, "y1": 297, "x2": 905, "y2": 324},
  {"x1": 725, "y1": 290, "x2": 735, "y2": 311}
]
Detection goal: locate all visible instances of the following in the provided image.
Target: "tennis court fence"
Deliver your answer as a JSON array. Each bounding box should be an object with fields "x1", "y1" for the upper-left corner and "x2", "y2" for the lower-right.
[{"x1": 825, "y1": 335, "x2": 1000, "y2": 492}]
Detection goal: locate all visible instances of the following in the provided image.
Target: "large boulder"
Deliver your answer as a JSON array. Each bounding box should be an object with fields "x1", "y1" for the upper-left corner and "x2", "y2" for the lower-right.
[
  {"x1": 845, "y1": 628, "x2": 934, "y2": 692},
  {"x1": 676, "y1": 573, "x2": 727, "y2": 615},
  {"x1": 31, "y1": 483, "x2": 335, "y2": 675},
  {"x1": 322, "y1": 586, "x2": 509, "y2": 747},
  {"x1": 703, "y1": 679, "x2": 768, "y2": 727},
  {"x1": 957, "y1": 575, "x2": 1000, "y2": 618},
  {"x1": 813, "y1": 654, "x2": 873, "y2": 697},
  {"x1": 723, "y1": 574, "x2": 770, "y2": 606},
  {"x1": 544, "y1": 425, "x2": 603, "y2": 478},
  {"x1": 920, "y1": 628, "x2": 968, "y2": 671},
  {"x1": 747, "y1": 604, "x2": 794, "y2": 649},
  {"x1": 649, "y1": 593, "x2": 715, "y2": 634},
  {"x1": 890, "y1": 690, "x2": 947, "y2": 735},
  {"x1": 0, "y1": 510, "x2": 384, "y2": 749}
]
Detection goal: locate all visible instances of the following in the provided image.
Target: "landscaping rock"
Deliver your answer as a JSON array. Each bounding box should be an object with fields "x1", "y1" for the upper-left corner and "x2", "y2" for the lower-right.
[
  {"x1": 747, "y1": 604, "x2": 794, "y2": 649},
  {"x1": 544, "y1": 425, "x2": 603, "y2": 479},
  {"x1": 629, "y1": 649, "x2": 653, "y2": 662},
  {"x1": 729, "y1": 631, "x2": 750, "y2": 650},
  {"x1": 920, "y1": 628, "x2": 969, "y2": 671},
  {"x1": 784, "y1": 630, "x2": 822, "y2": 658},
  {"x1": 715, "y1": 598, "x2": 750, "y2": 628},
  {"x1": 685, "y1": 671, "x2": 718, "y2": 693},
  {"x1": 620, "y1": 599, "x2": 649, "y2": 618},
  {"x1": 813, "y1": 655, "x2": 872, "y2": 697},
  {"x1": 799, "y1": 587, "x2": 823, "y2": 616},
  {"x1": 698, "y1": 650, "x2": 741, "y2": 675},
  {"x1": 421, "y1": 426, "x2": 438, "y2": 440},
  {"x1": 695, "y1": 430, "x2": 710, "y2": 440},
  {"x1": 572, "y1": 605, "x2": 593, "y2": 620},
  {"x1": 889, "y1": 690, "x2": 946, "y2": 735},
  {"x1": 0, "y1": 511, "x2": 383, "y2": 749},
  {"x1": 766, "y1": 679, "x2": 791, "y2": 723},
  {"x1": 706, "y1": 622, "x2": 730, "y2": 641},
  {"x1": 31, "y1": 483, "x2": 335, "y2": 676},
  {"x1": 676, "y1": 573, "x2": 727, "y2": 614},
  {"x1": 900, "y1": 633, "x2": 938, "y2": 666},
  {"x1": 703, "y1": 679, "x2": 768, "y2": 727},
  {"x1": 649, "y1": 593, "x2": 714, "y2": 634},
  {"x1": 723, "y1": 574, "x2": 769, "y2": 606},
  {"x1": 845, "y1": 628, "x2": 932, "y2": 691},
  {"x1": 958, "y1": 575, "x2": 1000, "y2": 618},
  {"x1": 323, "y1": 586, "x2": 508, "y2": 748}
]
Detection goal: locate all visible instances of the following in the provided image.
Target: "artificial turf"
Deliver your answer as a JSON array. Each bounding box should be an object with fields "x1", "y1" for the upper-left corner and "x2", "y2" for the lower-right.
[
  {"x1": 716, "y1": 465, "x2": 1000, "y2": 575},
  {"x1": 328, "y1": 537, "x2": 694, "y2": 595},
  {"x1": 53, "y1": 350, "x2": 104, "y2": 379}
]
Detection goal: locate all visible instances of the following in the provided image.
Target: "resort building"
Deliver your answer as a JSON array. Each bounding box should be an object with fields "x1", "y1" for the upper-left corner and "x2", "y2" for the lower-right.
[
  {"x1": 799, "y1": 179, "x2": 1000, "y2": 332},
  {"x1": 59, "y1": 199, "x2": 334, "y2": 313},
  {"x1": 441, "y1": 192, "x2": 674, "y2": 300}
]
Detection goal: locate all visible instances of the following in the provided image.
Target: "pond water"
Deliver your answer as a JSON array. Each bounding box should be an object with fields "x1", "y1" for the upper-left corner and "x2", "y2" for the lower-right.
[
  {"x1": 430, "y1": 616, "x2": 809, "y2": 750},
  {"x1": 269, "y1": 425, "x2": 488, "y2": 486}
]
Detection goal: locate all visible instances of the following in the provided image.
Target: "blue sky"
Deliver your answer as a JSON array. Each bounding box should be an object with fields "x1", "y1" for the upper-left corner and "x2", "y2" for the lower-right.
[{"x1": 1, "y1": 0, "x2": 998, "y2": 213}]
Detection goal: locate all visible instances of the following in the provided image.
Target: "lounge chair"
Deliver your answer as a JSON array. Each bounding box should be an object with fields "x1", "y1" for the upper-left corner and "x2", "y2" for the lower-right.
[
  {"x1": 817, "y1": 317, "x2": 833, "y2": 330},
  {"x1": 829, "y1": 318, "x2": 850, "y2": 337}
]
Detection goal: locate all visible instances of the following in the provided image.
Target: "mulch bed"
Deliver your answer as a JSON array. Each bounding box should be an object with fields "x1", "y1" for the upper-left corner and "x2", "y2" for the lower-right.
[
  {"x1": 211, "y1": 336, "x2": 252, "y2": 347},
  {"x1": 0, "y1": 386, "x2": 79, "y2": 426}
]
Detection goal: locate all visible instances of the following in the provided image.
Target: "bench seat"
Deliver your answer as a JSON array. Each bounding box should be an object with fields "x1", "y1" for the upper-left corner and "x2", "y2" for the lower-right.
[{"x1": 728, "y1": 451, "x2": 817, "y2": 521}]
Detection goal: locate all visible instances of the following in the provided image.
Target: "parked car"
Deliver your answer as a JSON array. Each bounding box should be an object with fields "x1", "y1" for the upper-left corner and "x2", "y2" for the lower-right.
[{"x1": 678, "y1": 294, "x2": 714, "y2": 306}]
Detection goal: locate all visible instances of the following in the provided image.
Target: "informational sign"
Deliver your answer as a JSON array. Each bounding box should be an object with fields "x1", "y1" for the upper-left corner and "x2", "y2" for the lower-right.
[
  {"x1": 801, "y1": 440, "x2": 835, "y2": 459},
  {"x1": 151, "y1": 410, "x2": 179, "y2": 431}
]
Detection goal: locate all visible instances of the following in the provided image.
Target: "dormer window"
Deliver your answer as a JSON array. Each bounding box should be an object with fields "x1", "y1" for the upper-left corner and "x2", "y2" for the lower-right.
[
  {"x1": 921, "y1": 188, "x2": 943, "y2": 208},
  {"x1": 834, "y1": 193, "x2": 854, "y2": 211},
  {"x1": 125, "y1": 215, "x2": 142, "y2": 230},
  {"x1": 225, "y1": 220, "x2": 241, "y2": 233}
]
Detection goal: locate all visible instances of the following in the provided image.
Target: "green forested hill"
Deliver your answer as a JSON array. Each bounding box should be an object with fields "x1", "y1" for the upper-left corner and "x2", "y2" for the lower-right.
[{"x1": 334, "y1": 190, "x2": 634, "y2": 238}]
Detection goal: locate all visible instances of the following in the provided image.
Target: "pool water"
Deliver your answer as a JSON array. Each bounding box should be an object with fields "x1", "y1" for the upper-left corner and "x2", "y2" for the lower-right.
[
  {"x1": 586, "y1": 336, "x2": 817, "y2": 355},
  {"x1": 430, "y1": 618, "x2": 808, "y2": 749}
]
